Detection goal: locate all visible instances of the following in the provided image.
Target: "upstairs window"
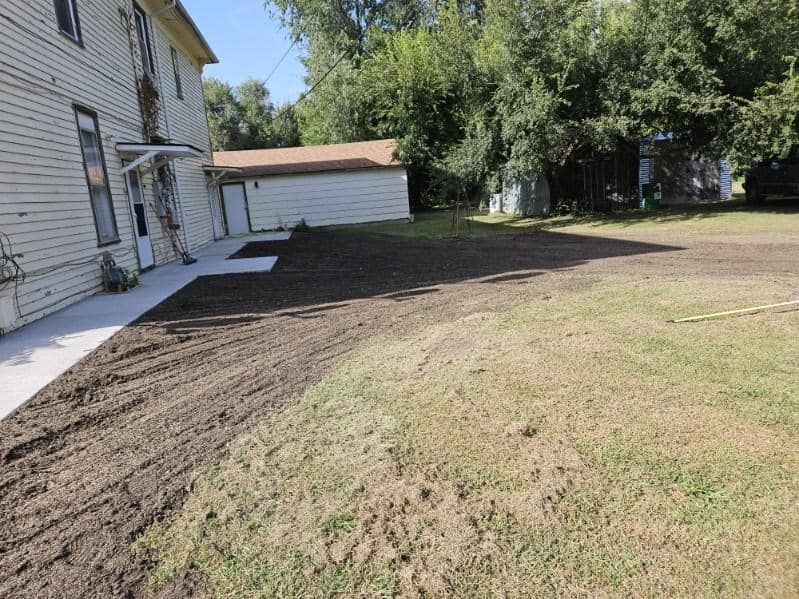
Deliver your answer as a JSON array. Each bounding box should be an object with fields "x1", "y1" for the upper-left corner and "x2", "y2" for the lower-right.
[
  {"x1": 75, "y1": 108, "x2": 119, "y2": 245},
  {"x1": 171, "y1": 47, "x2": 184, "y2": 99},
  {"x1": 133, "y1": 5, "x2": 155, "y2": 74},
  {"x1": 54, "y1": 0, "x2": 81, "y2": 43}
]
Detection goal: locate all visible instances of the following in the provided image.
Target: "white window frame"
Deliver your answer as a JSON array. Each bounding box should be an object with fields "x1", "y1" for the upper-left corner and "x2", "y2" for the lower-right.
[
  {"x1": 133, "y1": 4, "x2": 155, "y2": 74},
  {"x1": 75, "y1": 107, "x2": 120, "y2": 246},
  {"x1": 54, "y1": 0, "x2": 81, "y2": 43}
]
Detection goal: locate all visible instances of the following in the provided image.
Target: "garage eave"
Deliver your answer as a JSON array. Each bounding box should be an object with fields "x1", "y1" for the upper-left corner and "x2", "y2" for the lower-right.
[
  {"x1": 203, "y1": 165, "x2": 242, "y2": 175},
  {"x1": 203, "y1": 165, "x2": 242, "y2": 183}
]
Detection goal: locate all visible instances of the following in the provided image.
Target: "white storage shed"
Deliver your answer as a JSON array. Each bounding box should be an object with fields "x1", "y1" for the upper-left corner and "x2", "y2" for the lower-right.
[{"x1": 212, "y1": 139, "x2": 410, "y2": 233}]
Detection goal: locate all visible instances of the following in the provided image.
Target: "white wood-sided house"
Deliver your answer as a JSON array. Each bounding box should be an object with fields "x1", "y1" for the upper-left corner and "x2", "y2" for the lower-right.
[{"x1": 0, "y1": 0, "x2": 224, "y2": 333}]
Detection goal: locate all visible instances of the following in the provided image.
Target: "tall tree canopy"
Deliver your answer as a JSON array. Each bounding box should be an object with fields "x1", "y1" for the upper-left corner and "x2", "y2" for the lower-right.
[
  {"x1": 204, "y1": 78, "x2": 243, "y2": 151},
  {"x1": 264, "y1": 0, "x2": 799, "y2": 204},
  {"x1": 203, "y1": 78, "x2": 300, "y2": 151}
]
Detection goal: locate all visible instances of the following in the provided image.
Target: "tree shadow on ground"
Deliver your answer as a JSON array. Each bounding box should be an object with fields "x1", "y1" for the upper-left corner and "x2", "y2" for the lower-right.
[
  {"x1": 490, "y1": 197, "x2": 799, "y2": 232},
  {"x1": 141, "y1": 229, "x2": 684, "y2": 330}
]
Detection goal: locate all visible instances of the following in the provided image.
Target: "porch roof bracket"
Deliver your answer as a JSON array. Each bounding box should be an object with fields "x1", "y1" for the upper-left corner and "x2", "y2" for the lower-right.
[
  {"x1": 208, "y1": 170, "x2": 232, "y2": 184},
  {"x1": 120, "y1": 150, "x2": 159, "y2": 175},
  {"x1": 203, "y1": 166, "x2": 242, "y2": 184}
]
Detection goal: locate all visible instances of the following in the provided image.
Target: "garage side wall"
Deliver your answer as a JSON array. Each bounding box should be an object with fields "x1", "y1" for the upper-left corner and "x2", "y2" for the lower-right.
[{"x1": 240, "y1": 168, "x2": 410, "y2": 230}]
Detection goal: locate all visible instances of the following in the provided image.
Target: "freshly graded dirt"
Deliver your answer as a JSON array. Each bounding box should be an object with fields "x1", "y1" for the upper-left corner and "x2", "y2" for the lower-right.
[{"x1": 1, "y1": 228, "x2": 797, "y2": 597}]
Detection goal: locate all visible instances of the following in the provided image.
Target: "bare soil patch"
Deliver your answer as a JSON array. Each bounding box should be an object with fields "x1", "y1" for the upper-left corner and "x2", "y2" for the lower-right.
[{"x1": 0, "y1": 228, "x2": 797, "y2": 597}]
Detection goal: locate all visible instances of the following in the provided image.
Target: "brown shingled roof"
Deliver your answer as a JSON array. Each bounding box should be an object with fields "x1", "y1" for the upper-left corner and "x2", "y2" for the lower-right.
[{"x1": 213, "y1": 139, "x2": 400, "y2": 177}]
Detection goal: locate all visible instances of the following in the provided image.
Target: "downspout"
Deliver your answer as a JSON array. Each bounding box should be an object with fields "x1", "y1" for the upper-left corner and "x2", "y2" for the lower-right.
[
  {"x1": 206, "y1": 182, "x2": 220, "y2": 240},
  {"x1": 206, "y1": 171, "x2": 227, "y2": 239},
  {"x1": 200, "y1": 60, "x2": 222, "y2": 238}
]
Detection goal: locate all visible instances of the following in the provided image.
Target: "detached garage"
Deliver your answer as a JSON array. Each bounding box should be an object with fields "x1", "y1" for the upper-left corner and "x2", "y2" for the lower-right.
[{"x1": 212, "y1": 139, "x2": 410, "y2": 233}]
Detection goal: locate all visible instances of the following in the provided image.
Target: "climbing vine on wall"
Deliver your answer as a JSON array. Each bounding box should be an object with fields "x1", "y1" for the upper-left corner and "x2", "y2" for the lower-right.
[
  {"x1": 122, "y1": 6, "x2": 161, "y2": 141},
  {"x1": 137, "y1": 72, "x2": 161, "y2": 141}
]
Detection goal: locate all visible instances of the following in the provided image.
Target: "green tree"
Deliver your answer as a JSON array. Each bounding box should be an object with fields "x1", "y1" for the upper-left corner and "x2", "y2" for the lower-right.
[
  {"x1": 728, "y1": 63, "x2": 799, "y2": 168},
  {"x1": 296, "y1": 56, "x2": 373, "y2": 145},
  {"x1": 237, "y1": 78, "x2": 274, "y2": 149},
  {"x1": 629, "y1": 0, "x2": 799, "y2": 160},
  {"x1": 203, "y1": 77, "x2": 243, "y2": 151},
  {"x1": 266, "y1": 0, "x2": 432, "y2": 149},
  {"x1": 271, "y1": 102, "x2": 302, "y2": 147},
  {"x1": 204, "y1": 78, "x2": 300, "y2": 151},
  {"x1": 266, "y1": 0, "x2": 429, "y2": 53},
  {"x1": 258, "y1": 0, "x2": 799, "y2": 204}
]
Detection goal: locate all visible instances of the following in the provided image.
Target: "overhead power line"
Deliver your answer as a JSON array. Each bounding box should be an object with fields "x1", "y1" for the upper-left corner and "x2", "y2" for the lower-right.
[
  {"x1": 264, "y1": 40, "x2": 297, "y2": 85},
  {"x1": 294, "y1": 47, "x2": 354, "y2": 107}
]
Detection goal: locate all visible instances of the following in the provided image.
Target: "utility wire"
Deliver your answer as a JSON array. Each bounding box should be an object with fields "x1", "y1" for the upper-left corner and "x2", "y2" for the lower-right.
[
  {"x1": 0, "y1": 231, "x2": 26, "y2": 320},
  {"x1": 24, "y1": 247, "x2": 137, "y2": 279},
  {"x1": 293, "y1": 47, "x2": 354, "y2": 107},
  {"x1": 264, "y1": 40, "x2": 297, "y2": 85}
]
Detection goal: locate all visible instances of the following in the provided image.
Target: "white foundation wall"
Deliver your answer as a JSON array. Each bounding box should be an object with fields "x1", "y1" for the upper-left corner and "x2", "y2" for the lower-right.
[{"x1": 240, "y1": 167, "x2": 410, "y2": 231}]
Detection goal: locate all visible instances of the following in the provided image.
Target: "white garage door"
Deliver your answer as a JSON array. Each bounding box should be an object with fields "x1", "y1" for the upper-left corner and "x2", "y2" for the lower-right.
[{"x1": 241, "y1": 167, "x2": 410, "y2": 231}]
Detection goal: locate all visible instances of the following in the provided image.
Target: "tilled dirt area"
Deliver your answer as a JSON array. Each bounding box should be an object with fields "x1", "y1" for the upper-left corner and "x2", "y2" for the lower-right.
[{"x1": 1, "y1": 228, "x2": 797, "y2": 598}]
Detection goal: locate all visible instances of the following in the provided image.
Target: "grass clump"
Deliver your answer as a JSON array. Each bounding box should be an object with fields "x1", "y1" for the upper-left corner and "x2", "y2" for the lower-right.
[{"x1": 140, "y1": 279, "x2": 799, "y2": 597}]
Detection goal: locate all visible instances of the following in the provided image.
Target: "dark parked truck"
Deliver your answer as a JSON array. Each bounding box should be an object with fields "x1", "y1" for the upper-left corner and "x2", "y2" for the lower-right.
[{"x1": 744, "y1": 146, "x2": 799, "y2": 203}]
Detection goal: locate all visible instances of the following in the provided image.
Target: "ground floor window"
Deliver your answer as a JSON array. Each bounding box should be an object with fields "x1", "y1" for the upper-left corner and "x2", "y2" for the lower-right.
[{"x1": 75, "y1": 107, "x2": 119, "y2": 245}]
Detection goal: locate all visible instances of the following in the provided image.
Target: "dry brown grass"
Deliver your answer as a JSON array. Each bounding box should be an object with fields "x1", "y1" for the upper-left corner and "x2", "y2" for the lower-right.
[{"x1": 140, "y1": 278, "x2": 799, "y2": 597}]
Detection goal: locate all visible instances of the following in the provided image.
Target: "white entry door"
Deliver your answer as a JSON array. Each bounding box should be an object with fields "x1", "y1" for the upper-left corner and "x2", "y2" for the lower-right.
[
  {"x1": 126, "y1": 169, "x2": 155, "y2": 270},
  {"x1": 221, "y1": 182, "x2": 250, "y2": 235}
]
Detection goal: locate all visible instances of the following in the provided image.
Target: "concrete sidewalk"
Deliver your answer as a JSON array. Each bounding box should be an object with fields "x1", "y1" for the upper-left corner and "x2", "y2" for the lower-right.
[{"x1": 0, "y1": 232, "x2": 289, "y2": 420}]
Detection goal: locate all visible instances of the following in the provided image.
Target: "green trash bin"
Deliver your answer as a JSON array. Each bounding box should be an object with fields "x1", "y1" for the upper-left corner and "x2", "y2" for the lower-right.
[{"x1": 640, "y1": 182, "x2": 661, "y2": 210}]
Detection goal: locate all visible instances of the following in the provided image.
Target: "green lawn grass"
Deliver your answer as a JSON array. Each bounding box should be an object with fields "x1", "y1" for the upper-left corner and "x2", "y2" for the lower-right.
[
  {"x1": 354, "y1": 197, "x2": 799, "y2": 238},
  {"x1": 140, "y1": 279, "x2": 799, "y2": 597}
]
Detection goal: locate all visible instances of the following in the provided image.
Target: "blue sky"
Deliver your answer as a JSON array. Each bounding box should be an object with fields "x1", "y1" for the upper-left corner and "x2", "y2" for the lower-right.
[{"x1": 182, "y1": 0, "x2": 306, "y2": 104}]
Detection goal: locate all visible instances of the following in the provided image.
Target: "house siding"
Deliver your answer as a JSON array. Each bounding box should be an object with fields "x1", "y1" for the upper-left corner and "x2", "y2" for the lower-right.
[
  {"x1": 231, "y1": 167, "x2": 411, "y2": 231},
  {"x1": 151, "y1": 20, "x2": 219, "y2": 251},
  {"x1": 0, "y1": 0, "x2": 216, "y2": 333}
]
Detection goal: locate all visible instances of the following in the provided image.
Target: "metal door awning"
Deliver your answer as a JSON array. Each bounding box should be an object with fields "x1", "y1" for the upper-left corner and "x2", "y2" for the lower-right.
[{"x1": 117, "y1": 143, "x2": 205, "y2": 174}]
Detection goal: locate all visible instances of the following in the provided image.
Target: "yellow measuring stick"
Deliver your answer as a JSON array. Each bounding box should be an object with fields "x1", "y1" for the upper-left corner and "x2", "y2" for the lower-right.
[{"x1": 671, "y1": 300, "x2": 799, "y2": 323}]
